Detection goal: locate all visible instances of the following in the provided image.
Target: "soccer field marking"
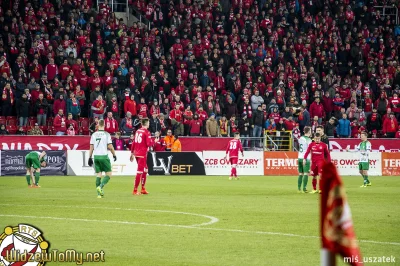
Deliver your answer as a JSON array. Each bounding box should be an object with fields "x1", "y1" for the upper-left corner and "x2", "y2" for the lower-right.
[
  {"x1": 0, "y1": 214, "x2": 399, "y2": 247},
  {"x1": 0, "y1": 203, "x2": 219, "y2": 227}
]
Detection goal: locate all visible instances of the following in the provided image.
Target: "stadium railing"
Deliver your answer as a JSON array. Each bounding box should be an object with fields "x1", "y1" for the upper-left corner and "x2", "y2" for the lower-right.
[{"x1": 264, "y1": 130, "x2": 293, "y2": 151}]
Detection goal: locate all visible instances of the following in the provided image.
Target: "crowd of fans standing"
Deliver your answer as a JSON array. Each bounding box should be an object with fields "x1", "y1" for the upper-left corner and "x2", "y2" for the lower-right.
[{"x1": 0, "y1": 0, "x2": 400, "y2": 139}]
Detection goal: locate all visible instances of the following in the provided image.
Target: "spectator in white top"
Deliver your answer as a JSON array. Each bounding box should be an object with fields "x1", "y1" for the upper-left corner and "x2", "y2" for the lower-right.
[{"x1": 251, "y1": 89, "x2": 264, "y2": 111}]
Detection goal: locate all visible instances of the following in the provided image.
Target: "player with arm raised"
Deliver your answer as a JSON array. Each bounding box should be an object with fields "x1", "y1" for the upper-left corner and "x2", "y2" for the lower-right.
[
  {"x1": 346, "y1": 131, "x2": 372, "y2": 187},
  {"x1": 88, "y1": 119, "x2": 117, "y2": 198},
  {"x1": 25, "y1": 151, "x2": 47, "y2": 188},
  {"x1": 297, "y1": 126, "x2": 312, "y2": 193},
  {"x1": 224, "y1": 132, "x2": 244, "y2": 180},
  {"x1": 303, "y1": 132, "x2": 331, "y2": 194},
  {"x1": 130, "y1": 118, "x2": 155, "y2": 195}
]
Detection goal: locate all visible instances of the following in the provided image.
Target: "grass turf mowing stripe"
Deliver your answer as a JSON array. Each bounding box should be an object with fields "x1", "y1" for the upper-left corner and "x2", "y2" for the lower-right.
[{"x1": 1, "y1": 214, "x2": 399, "y2": 247}]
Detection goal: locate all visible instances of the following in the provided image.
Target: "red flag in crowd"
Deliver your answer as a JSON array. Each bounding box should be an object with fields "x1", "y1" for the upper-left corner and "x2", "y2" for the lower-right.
[{"x1": 320, "y1": 162, "x2": 363, "y2": 266}]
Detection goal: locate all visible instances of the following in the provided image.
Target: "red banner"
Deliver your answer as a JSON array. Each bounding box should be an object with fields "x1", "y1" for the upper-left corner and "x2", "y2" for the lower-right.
[
  {"x1": 179, "y1": 137, "x2": 230, "y2": 152},
  {"x1": 328, "y1": 139, "x2": 399, "y2": 152},
  {"x1": 0, "y1": 136, "x2": 90, "y2": 150},
  {"x1": 1, "y1": 136, "x2": 399, "y2": 152},
  {"x1": 0, "y1": 136, "x2": 230, "y2": 151}
]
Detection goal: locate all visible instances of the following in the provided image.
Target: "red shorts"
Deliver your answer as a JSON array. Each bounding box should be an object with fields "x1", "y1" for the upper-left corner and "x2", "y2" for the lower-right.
[
  {"x1": 311, "y1": 161, "x2": 323, "y2": 177},
  {"x1": 135, "y1": 156, "x2": 148, "y2": 173},
  {"x1": 229, "y1": 157, "x2": 238, "y2": 166}
]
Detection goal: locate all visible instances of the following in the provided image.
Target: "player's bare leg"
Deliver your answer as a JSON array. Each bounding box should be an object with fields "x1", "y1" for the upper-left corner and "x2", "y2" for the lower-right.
[{"x1": 141, "y1": 168, "x2": 149, "y2": 194}]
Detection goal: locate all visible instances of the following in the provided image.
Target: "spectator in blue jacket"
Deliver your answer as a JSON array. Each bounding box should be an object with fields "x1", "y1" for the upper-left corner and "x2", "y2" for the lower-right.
[
  {"x1": 336, "y1": 113, "x2": 351, "y2": 138},
  {"x1": 297, "y1": 106, "x2": 310, "y2": 133},
  {"x1": 199, "y1": 70, "x2": 211, "y2": 89},
  {"x1": 117, "y1": 62, "x2": 128, "y2": 76},
  {"x1": 66, "y1": 92, "x2": 81, "y2": 120}
]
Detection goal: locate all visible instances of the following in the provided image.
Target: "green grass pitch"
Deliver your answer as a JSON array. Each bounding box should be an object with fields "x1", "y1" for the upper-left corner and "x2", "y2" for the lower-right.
[{"x1": 1, "y1": 175, "x2": 400, "y2": 266}]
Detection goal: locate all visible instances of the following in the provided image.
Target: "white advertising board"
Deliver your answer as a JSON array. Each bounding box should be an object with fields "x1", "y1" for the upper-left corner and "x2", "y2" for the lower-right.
[
  {"x1": 67, "y1": 150, "x2": 137, "y2": 176},
  {"x1": 203, "y1": 151, "x2": 264, "y2": 176},
  {"x1": 331, "y1": 152, "x2": 382, "y2": 176}
]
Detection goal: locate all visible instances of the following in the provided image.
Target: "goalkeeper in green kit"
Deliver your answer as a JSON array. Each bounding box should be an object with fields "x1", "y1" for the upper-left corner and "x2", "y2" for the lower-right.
[
  {"x1": 347, "y1": 131, "x2": 372, "y2": 187},
  {"x1": 25, "y1": 151, "x2": 47, "y2": 188}
]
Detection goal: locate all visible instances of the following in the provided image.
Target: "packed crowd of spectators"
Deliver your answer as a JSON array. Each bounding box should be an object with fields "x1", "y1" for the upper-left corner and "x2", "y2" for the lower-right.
[{"x1": 1, "y1": 0, "x2": 400, "y2": 139}]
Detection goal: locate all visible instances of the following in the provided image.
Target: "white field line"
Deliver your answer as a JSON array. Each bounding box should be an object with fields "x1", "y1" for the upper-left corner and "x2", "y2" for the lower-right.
[
  {"x1": 0, "y1": 214, "x2": 399, "y2": 246},
  {"x1": 0, "y1": 205, "x2": 399, "y2": 246},
  {"x1": 0, "y1": 204, "x2": 219, "y2": 227}
]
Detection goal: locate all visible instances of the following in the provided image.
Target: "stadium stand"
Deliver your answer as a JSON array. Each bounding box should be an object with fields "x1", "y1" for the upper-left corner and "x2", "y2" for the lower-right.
[{"x1": 0, "y1": 0, "x2": 399, "y2": 139}]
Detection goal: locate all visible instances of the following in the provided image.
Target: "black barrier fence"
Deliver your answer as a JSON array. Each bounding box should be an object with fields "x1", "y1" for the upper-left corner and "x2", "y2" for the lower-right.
[
  {"x1": 1, "y1": 151, "x2": 67, "y2": 176},
  {"x1": 147, "y1": 152, "x2": 206, "y2": 175}
]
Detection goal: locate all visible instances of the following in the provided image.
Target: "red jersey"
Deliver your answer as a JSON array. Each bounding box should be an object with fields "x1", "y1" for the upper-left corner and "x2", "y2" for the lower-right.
[
  {"x1": 153, "y1": 138, "x2": 166, "y2": 151},
  {"x1": 303, "y1": 142, "x2": 331, "y2": 163},
  {"x1": 225, "y1": 139, "x2": 244, "y2": 158},
  {"x1": 137, "y1": 103, "x2": 149, "y2": 118},
  {"x1": 130, "y1": 127, "x2": 153, "y2": 157},
  {"x1": 169, "y1": 109, "x2": 183, "y2": 122}
]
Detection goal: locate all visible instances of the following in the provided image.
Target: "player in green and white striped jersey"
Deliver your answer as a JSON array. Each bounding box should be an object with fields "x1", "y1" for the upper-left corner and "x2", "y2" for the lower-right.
[
  {"x1": 347, "y1": 131, "x2": 372, "y2": 187},
  {"x1": 297, "y1": 126, "x2": 312, "y2": 193}
]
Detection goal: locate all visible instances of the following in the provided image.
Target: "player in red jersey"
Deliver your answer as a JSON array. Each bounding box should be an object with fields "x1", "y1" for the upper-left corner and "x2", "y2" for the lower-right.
[
  {"x1": 303, "y1": 133, "x2": 331, "y2": 194},
  {"x1": 130, "y1": 118, "x2": 156, "y2": 195},
  {"x1": 224, "y1": 132, "x2": 244, "y2": 180}
]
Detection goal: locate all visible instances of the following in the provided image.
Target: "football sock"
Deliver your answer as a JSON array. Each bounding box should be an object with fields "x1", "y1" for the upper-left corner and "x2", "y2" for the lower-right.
[
  {"x1": 363, "y1": 175, "x2": 369, "y2": 184},
  {"x1": 35, "y1": 172, "x2": 40, "y2": 185},
  {"x1": 230, "y1": 168, "x2": 234, "y2": 177},
  {"x1": 141, "y1": 173, "x2": 147, "y2": 188},
  {"x1": 134, "y1": 173, "x2": 141, "y2": 189},
  {"x1": 233, "y1": 167, "x2": 237, "y2": 177},
  {"x1": 26, "y1": 175, "x2": 31, "y2": 185},
  {"x1": 312, "y1": 178, "x2": 317, "y2": 190},
  {"x1": 96, "y1": 177, "x2": 101, "y2": 187},
  {"x1": 100, "y1": 175, "x2": 110, "y2": 188},
  {"x1": 297, "y1": 175, "x2": 302, "y2": 190},
  {"x1": 303, "y1": 175, "x2": 308, "y2": 190}
]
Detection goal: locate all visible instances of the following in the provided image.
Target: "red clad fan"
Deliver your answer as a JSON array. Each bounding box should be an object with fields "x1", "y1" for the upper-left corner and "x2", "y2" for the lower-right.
[
  {"x1": 153, "y1": 131, "x2": 166, "y2": 151},
  {"x1": 224, "y1": 132, "x2": 244, "y2": 180},
  {"x1": 130, "y1": 118, "x2": 155, "y2": 195},
  {"x1": 303, "y1": 133, "x2": 331, "y2": 194}
]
